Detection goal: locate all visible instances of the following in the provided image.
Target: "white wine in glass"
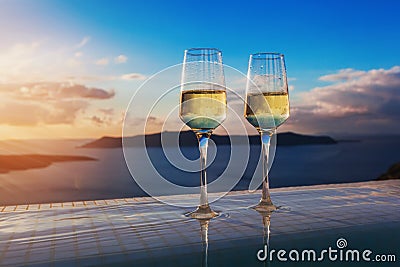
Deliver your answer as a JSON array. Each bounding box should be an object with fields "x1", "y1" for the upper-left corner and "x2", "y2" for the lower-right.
[
  {"x1": 180, "y1": 48, "x2": 227, "y2": 219},
  {"x1": 244, "y1": 52, "x2": 289, "y2": 212},
  {"x1": 180, "y1": 89, "x2": 227, "y2": 131}
]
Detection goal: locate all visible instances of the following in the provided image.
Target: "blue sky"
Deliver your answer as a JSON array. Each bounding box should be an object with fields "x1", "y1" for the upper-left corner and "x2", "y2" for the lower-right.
[
  {"x1": 4, "y1": 0, "x2": 400, "y2": 73},
  {"x1": 0, "y1": 0, "x2": 399, "y2": 138}
]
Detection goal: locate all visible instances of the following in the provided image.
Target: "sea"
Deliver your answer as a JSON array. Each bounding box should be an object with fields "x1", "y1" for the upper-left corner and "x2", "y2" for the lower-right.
[{"x1": 0, "y1": 135, "x2": 398, "y2": 205}]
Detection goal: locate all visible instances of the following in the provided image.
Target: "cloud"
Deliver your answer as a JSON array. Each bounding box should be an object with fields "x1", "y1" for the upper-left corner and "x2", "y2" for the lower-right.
[
  {"x1": 284, "y1": 66, "x2": 400, "y2": 134},
  {"x1": 144, "y1": 116, "x2": 165, "y2": 133},
  {"x1": 114, "y1": 55, "x2": 128, "y2": 64},
  {"x1": 64, "y1": 75, "x2": 113, "y2": 82},
  {"x1": 146, "y1": 116, "x2": 163, "y2": 124},
  {"x1": 64, "y1": 73, "x2": 147, "y2": 82},
  {"x1": 124, "y1": 115, "x2": 166, "y2": 134},
  {"x1": 75, "y1": 36, "x2": 90, "y2": 49},
  {"x1": 319, "y1": 68, "x2": 366, "y2": 82},
  {"x1": 120, "y1": 73, "x2": 147, "y2": 80},
  {"x1": 99, "y1": 108, "x2": 114, "y2": 115},
  {"x1": 98, "y1": 108, "x2": 115, "y2": 116},
  {"x1": 57, "y1": 84, "x2": 115, "y2": 99},
  {"x1": 45, "y1": 100, "x2": 89, "y2": 124},
  {"x1": 95, "y1": 54, "x2": 130, "y2": 66},
  {"x1": 0, "y1": 100, "x2": 88, "y2": 126},
  {"x1": 0, "y1": 82, "x2": 115, "y2": 126},
  {"x1": 0, "y1": 102, "x2": 47, "y2": 126},
  {"x1": 88, "y1": 109, "x2": 116, "y2": 126},
  {"x1": 0, "y1": 82, "x2": 115, "y2": 100},
  {"x1": 90, "y1": 115, "x2": 105, "y2": 125},
  {"x1": 0, "y1": 41, "x2": 138, "y2": 85},
  {"x1": 95, "y1": 57, "x2": 109, "y2": 66}
]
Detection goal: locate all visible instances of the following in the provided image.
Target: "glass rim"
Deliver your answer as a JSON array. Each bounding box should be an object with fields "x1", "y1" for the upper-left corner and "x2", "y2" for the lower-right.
[
  {"x1": 185, "y1": 47, "x2": 222, "y2": 56},
  {"x1": 250, "y1": 52, "x2": 284, "y2": 60}
]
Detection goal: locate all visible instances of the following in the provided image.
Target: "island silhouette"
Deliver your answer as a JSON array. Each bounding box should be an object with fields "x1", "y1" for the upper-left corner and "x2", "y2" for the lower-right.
[
  {"x1": 0, "y1": 154, "x2": 97, "y2": 173},
  {"x1": 377, "y1": 162, "x2": 400, "y2": 180},
  {"x1": 81, "y1": 131, "x2": 337, "y2": 148}
]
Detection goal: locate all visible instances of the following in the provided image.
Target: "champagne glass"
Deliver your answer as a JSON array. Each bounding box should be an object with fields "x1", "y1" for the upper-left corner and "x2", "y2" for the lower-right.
[
  {"x1": 244, "y1": 52, "x2": 289, "y2": 212},
  {"x1": 180, "y1": 48, "x2": 227, "y2": 219}
]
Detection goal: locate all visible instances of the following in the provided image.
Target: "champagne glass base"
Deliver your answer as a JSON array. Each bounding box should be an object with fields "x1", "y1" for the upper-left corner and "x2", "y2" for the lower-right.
[
  {"x1": 252, "y1": 200, "x2": 278, "y2": 213},
  {"x1": 251, "y1": 202, "x2": 291, "y2": 213},
  {"x1": 185, "y1": 205, "x2": 219, "y2": 220}
]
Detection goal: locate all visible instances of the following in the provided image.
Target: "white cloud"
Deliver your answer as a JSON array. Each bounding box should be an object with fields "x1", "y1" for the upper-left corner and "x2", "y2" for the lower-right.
[
  {"x1": 99, "y1": 108, "x2": 114, "y2": 115},
  {"x1": 90, "y1": 115, "x2": 107, "y2": 126},
  {"x1": 284, "y1": 66, "x2": 400, "y2": 134},
  {"x1": 95, "y1": 57, "x2": 109, "y2": 66},
  {"x1": 75, "y1": 36, "x2": 90, "y2": 49},
  {"x1": 319, "y1": 68, "x2": 366, "y2": 82},
  {"x1": 114, "y1": 54, "x2": 128, "y2": 64},
  {"x1": 0, "y1": 82, "x2": 115, "y2": 126},
  {"x1": 74, "y1": 52, "x2": 83, "y2": 57},
  {"x1": 0, "y1": 99, "x2": 88, "y2": 126},
  {"x1": 120, "y1": 72, "x2": 147, "y2": 80},
  {"x1": 0, "y1": 82, "x2": 115, "y2": 100}
]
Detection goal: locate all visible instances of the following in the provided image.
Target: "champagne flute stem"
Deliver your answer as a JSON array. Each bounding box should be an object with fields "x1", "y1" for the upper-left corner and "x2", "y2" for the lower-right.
[
  {"x1": 259, "y1": 130, "x2": 276, "y2": 209},
  {"x1": 196, "y1": 132, "x2": 211, "y2": 208}
]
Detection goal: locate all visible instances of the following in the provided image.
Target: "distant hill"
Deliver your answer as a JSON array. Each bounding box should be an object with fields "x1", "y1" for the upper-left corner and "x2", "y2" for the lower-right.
[
  {"x1": 377, "y1": 162, "x2": 400, "y2": 180},
  {"x1": 80, "y1": 131, "x2": 337, "y2": 148},
  {"x1": 0, "y1": 154, "x2": 97, "y2": 173}
]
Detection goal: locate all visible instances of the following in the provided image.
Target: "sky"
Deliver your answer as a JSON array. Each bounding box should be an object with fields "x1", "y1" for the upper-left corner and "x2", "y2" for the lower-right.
[{"x1": 0, "y1": 0, "x2": 399, "y2": 139}]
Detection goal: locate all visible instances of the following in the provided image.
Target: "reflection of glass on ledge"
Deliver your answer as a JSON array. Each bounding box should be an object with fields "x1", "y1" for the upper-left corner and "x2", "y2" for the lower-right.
[
  {"x1": 0, "y1": 180, "x2": 399, "y2": 266},
  {"x1": 198, "y1": 219, "x2": 210, "y2": 267}
]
